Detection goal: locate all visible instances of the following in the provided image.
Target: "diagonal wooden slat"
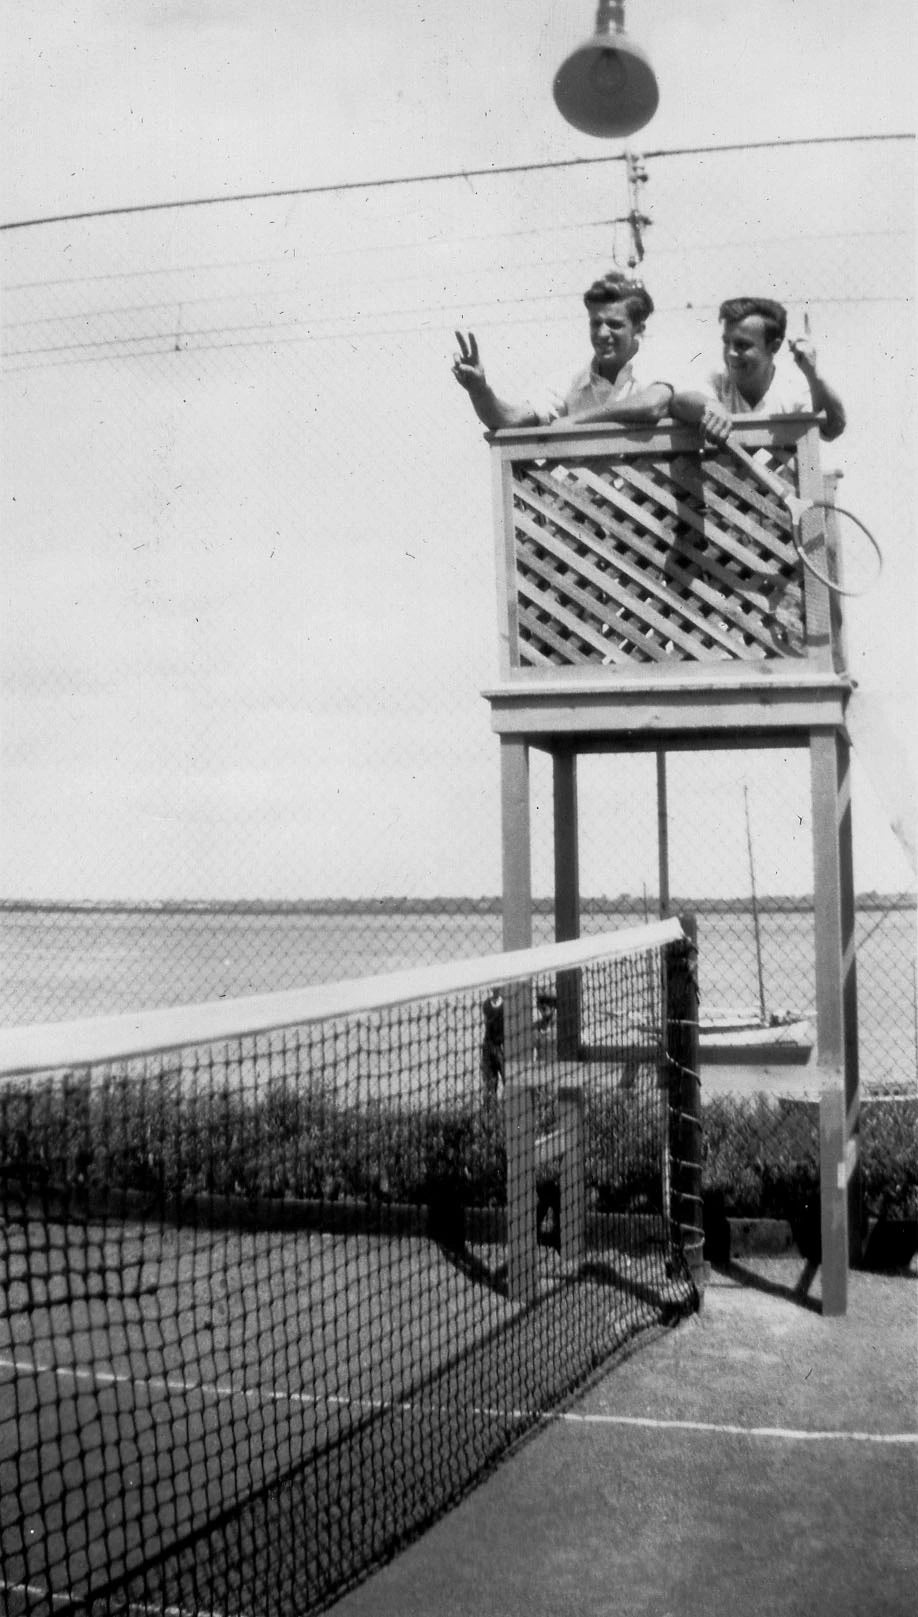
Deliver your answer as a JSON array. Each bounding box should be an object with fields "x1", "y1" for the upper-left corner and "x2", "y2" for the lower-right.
[
  {"x1": 517, "y1": 578, "x2": 622, "y2": 661},
  {"x1": 641, "y1": 457, "x2": 799, "y2": 568},
  {"x1": 517, "y1": 545, "x2": 669, "y2": 663},
  {"x1": 514, "y1": 508, "x2": 728, "y2": 661},
  {"x1": 606, "y1": 454, "x2": 797, "y2": 564},
  {"x1": 662, "y1": 550, "x2": 804, "y2": 657},
  {"x1": 703, "y1": 449, "x2": 797, "y2": 520},
  {"x1": 517, "y1": 483, "x2": 772, "y2": 655},
  {"x1": 572, "y1": 462, "x2": 794, "y2": 578},
  {"x1": 532, "y1": 463, "x2": 796, "y2": 633},
  {"x1": 527, "y1": 465, "x2": 674, "y2": 573}
]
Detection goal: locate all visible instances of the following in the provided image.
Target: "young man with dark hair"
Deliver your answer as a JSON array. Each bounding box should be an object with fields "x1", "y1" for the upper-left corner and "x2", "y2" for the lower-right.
[
  {"x1": 452, "y1": 272, "x2": 674, "y2": 431},
  {"x1": 672, "y1": 296, "x2": 846, "y2": 445}
]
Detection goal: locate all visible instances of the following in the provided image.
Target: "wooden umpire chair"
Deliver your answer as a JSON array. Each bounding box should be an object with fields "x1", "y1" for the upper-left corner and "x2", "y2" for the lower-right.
[{"x1": 483, "y1": 415, "x2": 860, "y2": 1316}]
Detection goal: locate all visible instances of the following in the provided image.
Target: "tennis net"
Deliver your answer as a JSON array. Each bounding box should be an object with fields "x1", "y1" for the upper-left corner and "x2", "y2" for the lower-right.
[{"x1": 0, "y1": 917, "x2": 701, "y2": 1617}]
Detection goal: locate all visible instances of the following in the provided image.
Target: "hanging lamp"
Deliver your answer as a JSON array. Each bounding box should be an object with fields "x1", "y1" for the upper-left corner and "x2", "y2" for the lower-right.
[{"x1": 553, "y1": 0, "x2": 659, "y2": 138}]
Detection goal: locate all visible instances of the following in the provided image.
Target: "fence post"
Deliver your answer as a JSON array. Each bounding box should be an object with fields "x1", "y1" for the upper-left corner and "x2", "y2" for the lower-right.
[{"x1": 668, "y1": 915, "x2": 704, "y2": 1293}]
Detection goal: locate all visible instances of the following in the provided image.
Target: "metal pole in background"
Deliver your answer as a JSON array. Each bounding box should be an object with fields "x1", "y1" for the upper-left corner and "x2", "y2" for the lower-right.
[{"x1": 657, "y1": 747, "x2": 670, "y2": 917}]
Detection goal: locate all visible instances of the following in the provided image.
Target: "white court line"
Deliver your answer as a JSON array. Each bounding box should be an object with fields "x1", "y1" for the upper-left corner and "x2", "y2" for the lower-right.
[
  {"x1": 545, "y1": 1411, "x2": 918, "y2": 1445},
  {"x1": 0, "y1": 1585, "x2": 225, "y2": 1617},
  {"x1": 0, "y1": 1353, "x2": 408, "y2": 1416},
  {"x1": 5, "y1": 1356, "x2": 916, "y2": 1446}
]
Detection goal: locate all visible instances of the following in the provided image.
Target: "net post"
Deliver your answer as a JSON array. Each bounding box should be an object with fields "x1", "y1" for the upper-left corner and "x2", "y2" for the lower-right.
[
  {"x1": 668, "y1": 915, "x2": 704, "y2": 1293},
  {"x1": 558, "y1": 1085, "x2": 585, "y2": 1270},
  {"x1": 504, "y1": 978, "x2": 538, "y2": 1303}
]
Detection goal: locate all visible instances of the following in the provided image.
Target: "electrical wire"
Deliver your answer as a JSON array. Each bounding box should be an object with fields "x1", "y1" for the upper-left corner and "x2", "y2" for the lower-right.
[{"x1": 2, "y1": 133, "x2": 912, "y2": 233}]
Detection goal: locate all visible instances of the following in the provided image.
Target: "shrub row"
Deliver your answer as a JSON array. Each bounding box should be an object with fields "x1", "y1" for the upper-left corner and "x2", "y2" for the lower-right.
[
  {"x1": 2, "y1": 1071, "x2": 669, "y2": 1216},
  {"x1": 702, "y1": 1094, "x2": 918, "y2": 1221},
  {"x1": 5, "y1": 1078, "x2": 914, "y2": 1224}
]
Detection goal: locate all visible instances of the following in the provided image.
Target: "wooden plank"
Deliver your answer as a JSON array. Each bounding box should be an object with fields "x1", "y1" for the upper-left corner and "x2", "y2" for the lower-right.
[
  {"x1": 488, "y1": 414, "x2": 813, "y2": 458},
  {"x1": 820, "y1": 1081, "x2": 849, "y2": 1316},
  {"x1": 489, "y1": 422, "x2": 699, "y2": 459},
  {"x1": 836, "y1": 729, "x2": 863, "y2": 1265},
  {"x1": 657, "y1": 749, "x2": 671, "y2": 915},
  {"x1": 822, "y1": 474, "x2": 847, "y2": 673},
  {"x1": 558, "y1": 1087, "x2": 586, "y2": 1269},
  {"x1": 553, "y1": 748, "x2": 580, "y2": 941},
  {"x1": 553, "y1": 749, "x2": 582, "y2": 1062},
  {"x1": 500, "y1": 738, "x2": 532, "y2": 953},
  {"x1": 796, "y1": 427, "x2": 835, "y2": 669},
  {"x1": 505, "y1": 1082, "x2": 538, "y2": 1304},
  {"x1": 485, "y1": 680, "x2": 850, "y2": 738},
  {"x1": 810, "y1": 727, "x2": 861, "y2": 1313},
  {"x1": 491, "y1": 448, "x2": 520, "y2": 677}
]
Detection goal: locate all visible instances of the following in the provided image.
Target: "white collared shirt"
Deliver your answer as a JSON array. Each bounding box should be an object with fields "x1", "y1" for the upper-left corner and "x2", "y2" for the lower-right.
[{"x1": 533, "y1": 353, "x2": 671, "y2": 426}]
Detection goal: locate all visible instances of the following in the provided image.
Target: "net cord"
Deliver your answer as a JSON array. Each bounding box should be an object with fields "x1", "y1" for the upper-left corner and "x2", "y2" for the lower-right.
[{"x1": 0, "y1": 917, "x2": 685, "y2": 1080}]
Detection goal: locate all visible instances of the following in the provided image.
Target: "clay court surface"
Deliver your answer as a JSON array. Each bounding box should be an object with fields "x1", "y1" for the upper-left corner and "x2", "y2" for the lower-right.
[{"x1": 328, "y1": 1257, "x2": 918, "y2": 1617}]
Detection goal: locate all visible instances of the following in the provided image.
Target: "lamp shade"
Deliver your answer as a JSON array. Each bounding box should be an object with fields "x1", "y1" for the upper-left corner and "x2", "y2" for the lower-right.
[{"x1": 553, "y1": 30, "x2": 659, "y2": 138}]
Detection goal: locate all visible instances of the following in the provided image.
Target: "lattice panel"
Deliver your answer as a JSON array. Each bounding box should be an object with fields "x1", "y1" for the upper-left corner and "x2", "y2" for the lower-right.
[{"x1": 511, "y1": 446, "x2": 805, "y2": 668}]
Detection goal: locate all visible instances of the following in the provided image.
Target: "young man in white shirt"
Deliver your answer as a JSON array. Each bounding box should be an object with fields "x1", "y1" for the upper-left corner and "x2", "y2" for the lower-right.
[
  {"x1": 451, "y1": 273, "x2": 674, "y2": 431},
  {"x1": 671, "y1": 296, "x2": 846, "y2": 446}
]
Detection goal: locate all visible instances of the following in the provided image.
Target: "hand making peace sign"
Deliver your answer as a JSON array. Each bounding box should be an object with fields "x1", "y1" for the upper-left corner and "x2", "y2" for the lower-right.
[{"x1": 452, "y1": 331, "x2": 486, "y2": 392}]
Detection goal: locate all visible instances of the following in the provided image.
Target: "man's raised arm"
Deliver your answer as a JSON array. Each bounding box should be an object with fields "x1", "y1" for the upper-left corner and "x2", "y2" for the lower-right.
[
  {"x1": 789, "y1": 336, "x2": 847, "y2": 442},
  {"x1": 451, "y1": 331, "x2": 539, "y2": 431}
]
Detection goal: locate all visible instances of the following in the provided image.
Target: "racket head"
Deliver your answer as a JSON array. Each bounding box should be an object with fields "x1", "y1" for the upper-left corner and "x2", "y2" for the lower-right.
[{"x1": 793, "y1": 501, "x2": 883, "y2": 597}]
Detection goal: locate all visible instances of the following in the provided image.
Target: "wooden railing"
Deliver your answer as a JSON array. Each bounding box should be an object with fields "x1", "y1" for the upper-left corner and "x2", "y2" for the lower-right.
[{"x1": 489, "y1": 415, "x2": 839, "y2": 681}]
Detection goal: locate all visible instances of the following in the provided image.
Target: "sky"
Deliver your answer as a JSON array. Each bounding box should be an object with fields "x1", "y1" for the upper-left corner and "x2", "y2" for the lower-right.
[
  {"x1": 2, "y1": 1, "x2": 916, "y2": 903},
  {"x1": 3, "y1": 0, "x2": 914, "y2": 222}
]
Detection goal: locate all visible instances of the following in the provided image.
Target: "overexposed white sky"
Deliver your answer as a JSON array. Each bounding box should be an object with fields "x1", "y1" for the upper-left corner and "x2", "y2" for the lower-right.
[
  {"x1": 3, "y1": 0, "x2": 914, "y2": 222},
  {"x1": 2, "y1": 1, "x2": 915, "y2": 902}
]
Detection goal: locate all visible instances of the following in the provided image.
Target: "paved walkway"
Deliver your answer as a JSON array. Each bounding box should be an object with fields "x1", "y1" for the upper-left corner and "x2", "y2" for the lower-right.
[{"x1": 329, "y1": 1258, "x2": 918, "y2": 1617}]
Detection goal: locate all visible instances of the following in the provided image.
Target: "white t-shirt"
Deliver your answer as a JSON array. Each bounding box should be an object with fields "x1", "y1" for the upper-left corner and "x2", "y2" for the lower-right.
[{"x1": 686, "y1": 360, "x2": 814, "y2": 417}]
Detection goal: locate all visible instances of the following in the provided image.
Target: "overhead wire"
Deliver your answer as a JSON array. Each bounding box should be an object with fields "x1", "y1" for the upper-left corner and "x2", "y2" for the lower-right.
[
  {"x1": 3, "y1": 293, "x2": 909, "y2": 375},
  {"x1": 2, "y1": 132, "x2": 912, "y2": 232}
]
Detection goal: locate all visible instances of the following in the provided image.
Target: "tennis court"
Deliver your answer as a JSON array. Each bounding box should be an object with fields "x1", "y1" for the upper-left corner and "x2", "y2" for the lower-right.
[
  {"x1": 327, "y1": 1257, "x2": 918, "y2": 1617},
  {"x1": 0, "y1": 1210, "x2": 689, "y2": 1615},
  {"x1": 0, "y1": 926, "x2": 701, "y2": 1616}
]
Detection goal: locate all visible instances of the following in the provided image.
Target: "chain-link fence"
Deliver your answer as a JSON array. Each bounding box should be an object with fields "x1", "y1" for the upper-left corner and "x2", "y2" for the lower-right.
[{"x1": 2, "y1": 137, "x2": 915, "y2": 1222}]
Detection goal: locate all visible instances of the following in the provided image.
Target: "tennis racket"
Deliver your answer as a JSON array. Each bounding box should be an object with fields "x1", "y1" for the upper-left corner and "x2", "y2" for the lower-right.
[{"x1": 726, "y1": 440, "x2": 883, "y2": 597}]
